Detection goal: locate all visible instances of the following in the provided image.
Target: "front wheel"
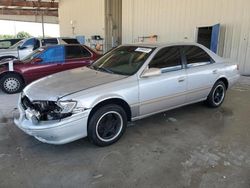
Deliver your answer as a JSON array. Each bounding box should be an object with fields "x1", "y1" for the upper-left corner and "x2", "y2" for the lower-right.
[
  {"x1": 0, "y1": 73, "x2": 25, "y2": 94},
  {"x1": 88, "y1": 104, "x2": 127, "y2": 146},
  {"x1": 206, "y1": 81, "x2": 226, "y2": 108}
]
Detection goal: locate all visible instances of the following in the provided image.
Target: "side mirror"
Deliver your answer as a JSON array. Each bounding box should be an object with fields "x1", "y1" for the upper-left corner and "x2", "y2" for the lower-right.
[
  {"x1": 32, "y1": 58, "x2": 42, "y2": 63},
  {"x1": 141, "y1": 68, "x2": 161, "y2": 78}
]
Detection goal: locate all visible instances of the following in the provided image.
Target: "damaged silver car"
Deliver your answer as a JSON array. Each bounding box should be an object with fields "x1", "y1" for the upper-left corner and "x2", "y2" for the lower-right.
[{"x1": 14, "y1": 43, "x2": 240, "y2": 146}]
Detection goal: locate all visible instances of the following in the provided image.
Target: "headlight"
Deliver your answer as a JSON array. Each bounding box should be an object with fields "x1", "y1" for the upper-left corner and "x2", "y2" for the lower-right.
[{"x1": 57, "y1": 101, "x2": 77, "y2": 114}]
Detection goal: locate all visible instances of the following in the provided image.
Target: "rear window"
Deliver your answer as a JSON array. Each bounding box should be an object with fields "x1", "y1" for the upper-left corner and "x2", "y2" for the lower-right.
[
  {"x1": 184, "y1": 45, "x2": 213, "y2": 67},
  {"x1": 61, "y1": 38, "x2": 79, "y2": 44},
  {"x1": 42, "y1": 38, "x2": 58, "y2": 46},
  {"x1": 65, "y1": 46, "x2": 91, "y2": 59}
]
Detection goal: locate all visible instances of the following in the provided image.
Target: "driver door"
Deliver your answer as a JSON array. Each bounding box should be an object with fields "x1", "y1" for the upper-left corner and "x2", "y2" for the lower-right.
[
  {"x1": 139, "y1": 46, "x2": 187, "y2": 116},
  {"x1": 24, "y1": 46, "x2": 65, "y2": 83}
]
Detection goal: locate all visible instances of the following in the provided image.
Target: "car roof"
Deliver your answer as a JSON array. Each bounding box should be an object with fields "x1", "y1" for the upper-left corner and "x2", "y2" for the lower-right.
[
  {"x1": 121, "y1": 42, "x2": 223, "y2": 62},
  {"x1": 122, "y1": 42, "x2": 206, "y2": 48},
  {"x1": 45, "y1": 44, "x2": 84, "y2": 48}
]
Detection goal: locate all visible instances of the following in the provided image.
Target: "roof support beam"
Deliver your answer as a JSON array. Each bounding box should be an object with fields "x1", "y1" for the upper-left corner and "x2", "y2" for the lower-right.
[
  {"x1": 0, "y1": 0, "x2": 58, "y2": 9},
  {"x1": 0, "y1": 8, "x2": 58, "y2": 17}
]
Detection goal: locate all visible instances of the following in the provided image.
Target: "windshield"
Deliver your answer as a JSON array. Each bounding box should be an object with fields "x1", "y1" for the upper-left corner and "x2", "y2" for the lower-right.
[
  {"x1": 9, "y1": 40, "x2": 24, "y2": 49},
  {"x1": 21, "y1": 48, "x2": 44, "y2": 62},
  {"x1": 89, "y1": 46, "x2": 155, "y2": 76}
]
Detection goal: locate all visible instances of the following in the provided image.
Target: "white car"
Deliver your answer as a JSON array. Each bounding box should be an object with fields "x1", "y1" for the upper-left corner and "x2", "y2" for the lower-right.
[
  {"x1": 14, "y1": 43, "x2": 240, "y2": 146},
  {"x1": 0, "y1": 37, "x2": 79, "y2": 61}
]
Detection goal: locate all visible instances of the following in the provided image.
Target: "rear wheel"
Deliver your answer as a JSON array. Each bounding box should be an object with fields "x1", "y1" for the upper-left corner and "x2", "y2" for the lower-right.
[
  {"x1": 88, "y1": 104, "x2": 127, "y2": 146},
  {"x1": 206, "y1": 81, "x2": 226, "y2": 108},
  {"x1": 0, "y1": 73, "x2": 25, "y2": 94}
]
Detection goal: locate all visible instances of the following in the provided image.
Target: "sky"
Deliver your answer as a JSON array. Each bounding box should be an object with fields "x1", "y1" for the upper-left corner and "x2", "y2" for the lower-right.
[{"x1": 0, "y1": 20, "x2": 60, "y2": 37}]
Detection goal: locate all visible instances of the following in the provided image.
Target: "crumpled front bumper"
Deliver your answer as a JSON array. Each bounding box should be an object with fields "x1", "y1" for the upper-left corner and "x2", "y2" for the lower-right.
[{"x1": 14, "y1": 97, "x2": 90, "y2": 145}]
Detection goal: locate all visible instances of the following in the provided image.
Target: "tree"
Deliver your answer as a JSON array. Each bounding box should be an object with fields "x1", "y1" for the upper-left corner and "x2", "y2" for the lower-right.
[
  {"x1": 16, "y1": 31, "x2": 32, "y2": 39},
  {"x1": 0, "y1": 34, "x2": 15, "y2": 40}
]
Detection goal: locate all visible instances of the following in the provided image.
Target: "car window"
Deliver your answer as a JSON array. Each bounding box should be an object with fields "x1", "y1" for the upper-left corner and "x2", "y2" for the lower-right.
[
  {"x1": 184, "y1": 45, "x2": 213, "y2": 68},
  {"x1": 21, "y1": 48, "x2": 45, "y2": 62},
  {"x1": 39, "y1": 46, "x2": 65, "y2": 64},
  {"x1": 22, "y1": 38, "x2": 35, "y2": 48},
  {"x1": 61, "y1": 38, "x2": 79, "y2": 44},
  {"x1": 0, "y1": 41, "x2": 11, "y2": 48},
  {"x1": 149, "y1": 47, "x2": 182, "y2": 73},
  {"x1": 9, "y1": 40, "x2": 24, "y2": 49},
  {"x1": 41, "y1": 38, "x2": 58, "y2": 46},
  {"x1": 90, "y1": 46, "x2": 155, "y2": 76},
  {"x1": 65, "y1": 46, "x2": 91, "y2": 59}
]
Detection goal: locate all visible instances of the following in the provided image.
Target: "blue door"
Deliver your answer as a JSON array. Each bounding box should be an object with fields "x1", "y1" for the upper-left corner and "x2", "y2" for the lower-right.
[{"x1": 210, "y1": 24, "x2": 220, "y2": 53}]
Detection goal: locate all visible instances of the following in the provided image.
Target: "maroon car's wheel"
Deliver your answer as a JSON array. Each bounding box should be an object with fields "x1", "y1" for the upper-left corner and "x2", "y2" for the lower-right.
[{"x1": 0, "y1": 73, "x2": 25, "y2": 94}]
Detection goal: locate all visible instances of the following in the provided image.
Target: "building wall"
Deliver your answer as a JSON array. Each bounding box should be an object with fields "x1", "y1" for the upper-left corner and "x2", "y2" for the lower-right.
[
  {"x1": 122, "y1": 0, "x2": 250, "y2": 75},
  {"x1": 59, "y1": 0, "x2": 250, "y2": 74},
  {"x1": 59, "y1": 0, "x2": 105, "y2": 39}
]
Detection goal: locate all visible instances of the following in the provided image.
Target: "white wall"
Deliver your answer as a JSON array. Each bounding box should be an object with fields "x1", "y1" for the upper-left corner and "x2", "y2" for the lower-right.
[
  {"x1": 59, "y1": 0, "x2": 250, "y2": 75},
  {"x1": 59, "y1": 0, "x2": 105, "y2": 40},
  {"x1": 122, "y1": 0, "x2": 250, "y2": 75}
]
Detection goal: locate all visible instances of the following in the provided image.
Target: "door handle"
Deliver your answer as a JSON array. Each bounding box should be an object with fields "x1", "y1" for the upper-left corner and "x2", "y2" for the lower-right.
[
  {"x1": 178, "y1": 77, "x2": 185, "y2": 82},
  {"x1": 213, "y1": 70, "x2": 218, "y2": 74}
]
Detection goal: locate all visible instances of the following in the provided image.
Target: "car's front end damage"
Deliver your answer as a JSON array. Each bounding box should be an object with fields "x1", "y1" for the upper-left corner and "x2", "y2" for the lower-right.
[
  {"x1": 13, "y1": 66, "x2": 128, "y2": 144},
  {"x1": 14, "y1": 93, "x2": 90, "y2": 144}
]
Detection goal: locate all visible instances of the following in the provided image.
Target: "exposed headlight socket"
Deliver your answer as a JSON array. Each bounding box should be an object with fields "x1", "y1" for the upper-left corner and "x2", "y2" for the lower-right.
[{"x1": 57, "y1": 101, "x2": 77, "y2": 114}]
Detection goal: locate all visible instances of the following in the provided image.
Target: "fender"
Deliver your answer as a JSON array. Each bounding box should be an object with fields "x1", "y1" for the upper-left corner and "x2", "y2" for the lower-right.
[
  {"x1": 0, "y1": 60, "x2": 15, "y2": 71},
  {"x1": 91, "y1": 94, "x2": 128, "y2": 109}
]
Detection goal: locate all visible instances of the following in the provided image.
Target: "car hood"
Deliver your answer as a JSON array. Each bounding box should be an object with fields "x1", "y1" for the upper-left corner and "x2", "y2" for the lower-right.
[
  {"x1": 24, "y1": 67, "x2": 127, "y2": 101},
  {"x1": 0, "y1": 48, "x2": 17, "y2": 55}
]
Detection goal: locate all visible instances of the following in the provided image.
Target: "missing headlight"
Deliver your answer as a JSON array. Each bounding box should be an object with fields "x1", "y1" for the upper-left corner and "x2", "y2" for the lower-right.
[{"x1": 21, "y1": 96, "x2": 74, "y2": 122}]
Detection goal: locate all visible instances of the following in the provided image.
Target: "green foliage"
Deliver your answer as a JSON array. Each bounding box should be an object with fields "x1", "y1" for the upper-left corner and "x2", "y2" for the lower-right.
[
  {"x1": 0, "y1": 31, "x2": 32, "y2": 40},
  {"x1": 16, "y1": 31, "x2": 32, "y2": 39},
  {"x1": 0, "y1": 34, "x2": 15, "y2": 40}
]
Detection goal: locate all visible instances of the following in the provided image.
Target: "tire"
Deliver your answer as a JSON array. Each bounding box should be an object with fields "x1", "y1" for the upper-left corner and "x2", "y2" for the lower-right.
[
  {"x1": 0, "y1": 73, "x2": 25, "y2": 94},
  {"x1": 88, "y1": 104, "x2": 127, "y2": 146},
  {"x1": 206, "y1": 81, "x2": 226, "y2": 108}
]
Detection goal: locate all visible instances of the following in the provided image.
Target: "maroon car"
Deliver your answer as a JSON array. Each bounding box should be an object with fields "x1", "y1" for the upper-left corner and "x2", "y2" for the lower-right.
[{"x1": 0, "y1": 44, "x2": 100, "y2": 94}]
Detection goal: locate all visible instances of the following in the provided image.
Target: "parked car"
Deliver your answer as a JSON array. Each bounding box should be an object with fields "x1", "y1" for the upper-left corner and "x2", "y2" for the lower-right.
[
  {"x1": 0, "y1": 44, "x2": 100, "y2": 94},
  {"x1": 0, "y1": 37, "x2": 79, "y2": 61},
  {"x1": 14, "y1": 43, "x2": 240, "y2": 146},
  {"x1": 0, "y1": 39, "x2": 23, "y2": 49}
]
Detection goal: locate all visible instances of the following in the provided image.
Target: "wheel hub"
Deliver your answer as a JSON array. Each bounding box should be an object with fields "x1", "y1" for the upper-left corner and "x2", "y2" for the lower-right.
[
  {"x1": 213, "y1": 85, "x2": 224, "y2": 105},
  {"x1": 4, "y1": 77, "x2": 20, "y2": 92},
  {"x1": 96, "y1": 111, "x2": 123, "y2": 142}
]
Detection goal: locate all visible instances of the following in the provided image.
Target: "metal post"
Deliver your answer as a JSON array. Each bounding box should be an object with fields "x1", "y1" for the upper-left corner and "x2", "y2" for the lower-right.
[{"x1": 41, "y1": 12, "x2": 45, "y2": 38}]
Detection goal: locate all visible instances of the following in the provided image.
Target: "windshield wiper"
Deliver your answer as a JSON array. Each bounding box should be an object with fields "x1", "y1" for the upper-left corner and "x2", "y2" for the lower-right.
[
  {"x1": 89, "y1": 64, "x2": 114, "y2": 74},
  {"x1": 98, "y1": 67, "x2": 114, "y2": 74}
]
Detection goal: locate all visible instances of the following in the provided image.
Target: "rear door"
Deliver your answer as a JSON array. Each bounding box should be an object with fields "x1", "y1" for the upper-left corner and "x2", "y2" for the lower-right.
[
  {"x1": 62, "y1": 46, "x2": 93, "y2": 70},
  {"x1": 139, "y1": 46, "x2": 187, "y2": 116},
  {"x1": 183, "y1": 45, "x2": 219, "y2": 102}
]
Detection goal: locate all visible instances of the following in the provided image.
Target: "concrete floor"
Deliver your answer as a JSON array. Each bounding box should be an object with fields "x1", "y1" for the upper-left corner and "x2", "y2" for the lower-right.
[{"x1": 0, "y1": 77, "x2": 250, "y2": 188}]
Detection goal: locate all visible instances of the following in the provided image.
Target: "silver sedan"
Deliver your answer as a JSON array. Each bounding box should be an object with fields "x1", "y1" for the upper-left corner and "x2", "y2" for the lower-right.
[{"x1": 14, "y1": 43, "x2": 240, "y2": 146}]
